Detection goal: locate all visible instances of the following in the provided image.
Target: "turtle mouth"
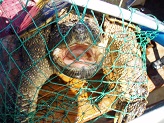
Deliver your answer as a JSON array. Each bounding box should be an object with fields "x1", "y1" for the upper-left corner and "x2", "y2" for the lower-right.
[
  {"x1": 63, "y1": 44, "x2": 96, "y2": 68},
  {"x1": 53, "y1": 44, "x2": 103, "y2": 79}
]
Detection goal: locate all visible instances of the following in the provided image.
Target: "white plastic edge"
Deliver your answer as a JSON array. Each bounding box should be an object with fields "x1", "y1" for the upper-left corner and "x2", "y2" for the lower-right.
[{"x1": 129, "y1": 106, "x2": 164, "y2": 123}]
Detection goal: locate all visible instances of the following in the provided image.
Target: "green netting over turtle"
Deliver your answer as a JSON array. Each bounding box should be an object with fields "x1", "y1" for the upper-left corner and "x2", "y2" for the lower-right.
[{"x1": 0, "y1": 0, "x2": 159, "y2": 123}]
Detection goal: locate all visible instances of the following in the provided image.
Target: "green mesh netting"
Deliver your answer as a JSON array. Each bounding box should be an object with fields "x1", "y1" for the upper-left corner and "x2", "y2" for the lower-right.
[
  {"x1": 0, "y1": 0, "x2": 159, "y2": 123},
  {"x1": 0, "y1": 0, "x2": 3, "y2": 4}
]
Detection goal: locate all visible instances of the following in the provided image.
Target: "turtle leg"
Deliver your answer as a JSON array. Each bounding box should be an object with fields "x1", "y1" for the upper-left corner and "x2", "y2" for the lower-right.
[
  {"x1": 114, "y1": 99, "x2": 147, "y2": 123},
  {"x1": 14, "y1": 24, "x2": 55, "y2": 122},
  {"x1": 16, "y1": 61, "x2": 53, "y2": 123}
]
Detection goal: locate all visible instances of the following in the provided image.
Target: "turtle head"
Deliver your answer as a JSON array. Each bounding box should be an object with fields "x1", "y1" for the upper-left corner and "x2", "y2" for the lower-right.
[{"x1": 52, "y1": 18, "x2": 107, "y2": 79}]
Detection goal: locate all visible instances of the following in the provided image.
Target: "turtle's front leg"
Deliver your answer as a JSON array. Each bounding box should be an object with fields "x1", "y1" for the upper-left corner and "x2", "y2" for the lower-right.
[
  {"x1": 16, "y1": 59, "x2": 53, "y2": 122},
  {"x1": 113, "y1": 74, "x2": 149, "y2": 123},
  {"x1": 114, "y1": 99, "x2": 148, "y2": 123},
  {"x1": 14, "y1": 24, "x2": 55, "y2": 122}
]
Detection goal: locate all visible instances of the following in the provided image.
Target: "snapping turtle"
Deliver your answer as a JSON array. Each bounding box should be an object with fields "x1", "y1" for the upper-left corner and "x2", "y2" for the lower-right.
[{"x1": 2, "y1": 1, "x2": 149, "y2": 123}]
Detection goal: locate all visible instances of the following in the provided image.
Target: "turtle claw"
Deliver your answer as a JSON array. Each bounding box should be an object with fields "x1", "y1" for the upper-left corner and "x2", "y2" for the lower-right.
[
  {"x1": 114, "y1": 100, "x2": 148, "y2": 123},
  {"x1": 114, "y1": 112, "x2": 124, "y2": 123}
]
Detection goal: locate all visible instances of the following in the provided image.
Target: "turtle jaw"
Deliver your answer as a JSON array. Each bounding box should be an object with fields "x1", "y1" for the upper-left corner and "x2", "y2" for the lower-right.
[{"x1": 52, "y1": 43, "x2": 104, "y2": 79}]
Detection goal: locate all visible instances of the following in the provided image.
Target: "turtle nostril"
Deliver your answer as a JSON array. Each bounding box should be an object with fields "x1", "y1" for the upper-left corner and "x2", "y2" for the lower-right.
[
  {"x1": 74, "y1": 23, "x2": 87, "y2": 34},
  {"x1": 70, "y1": 23, "x2": 90, "y2": 42}
]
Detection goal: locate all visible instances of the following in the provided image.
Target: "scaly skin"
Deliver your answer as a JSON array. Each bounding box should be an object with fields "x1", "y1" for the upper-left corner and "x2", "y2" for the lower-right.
[
  {"x1": 16, "y1": 25, "x2": 54, "y2": 122},
  {"x1": 103, "y1": 16, "x2": 149, "y2": 123}
]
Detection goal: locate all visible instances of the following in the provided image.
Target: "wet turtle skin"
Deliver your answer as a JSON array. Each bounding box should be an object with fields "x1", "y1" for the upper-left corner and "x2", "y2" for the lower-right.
[
  {"x1": 103, "y1": 16, "x2": 149, "y2": 123},
  {"x1": 3, "y1": 4, "x2": 149, "y2": 123}
]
